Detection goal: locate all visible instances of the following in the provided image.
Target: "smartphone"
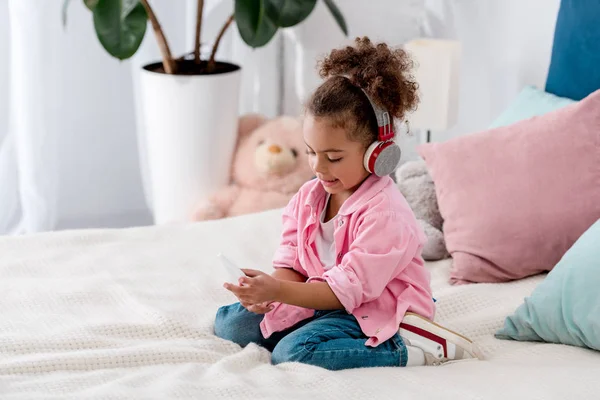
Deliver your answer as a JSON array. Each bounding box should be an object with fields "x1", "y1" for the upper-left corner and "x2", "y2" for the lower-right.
[{"x1": 217, "y1": 253, "x2": 246, "y2": 283}]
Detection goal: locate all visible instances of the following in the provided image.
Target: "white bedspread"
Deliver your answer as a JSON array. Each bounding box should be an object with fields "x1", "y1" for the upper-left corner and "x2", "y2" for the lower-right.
[{"x1": 1, "y1": 209, "x2": 598, "y2": 399}]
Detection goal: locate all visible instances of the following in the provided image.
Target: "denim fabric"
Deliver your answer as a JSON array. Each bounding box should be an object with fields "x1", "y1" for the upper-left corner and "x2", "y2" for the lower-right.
[{"x1": 214, "y1": 302, "x2": 407, "y2": 371}]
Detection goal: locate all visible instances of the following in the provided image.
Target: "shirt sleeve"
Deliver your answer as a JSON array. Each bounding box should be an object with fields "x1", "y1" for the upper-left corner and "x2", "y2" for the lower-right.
[
  {"x1": 321, "y1": 212, "x2": 423, "y2": 314},
  {"x1": 271, "y1": 193, "x2": 308, "y2": 276}
]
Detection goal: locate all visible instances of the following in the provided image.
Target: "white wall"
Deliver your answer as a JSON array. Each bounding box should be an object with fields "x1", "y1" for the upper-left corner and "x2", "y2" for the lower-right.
[
  {"x1": 54, "y1": 2, "x2": 153, "y2": 229},
  {"x1": 36, "y1": 0, "x2": 563, "y2": 230},
  {"x1": 57, "y1": 0, "x2": 426, "y2": 230},
  {"x1": 279, "y1": 0, "x2": 561, "y2": 159},
  {"x1": 422, "y1": 0, "x2": 561, "y2": 140},
  {"x1": 280, "y1": 0, "x2": 426, "y2": 163},
  {"x1": 282, "y1": 0, "x2": 425, "y2": 116},
  {"x1": 55, "y1": 0, "x2": 284, "y2": 230}
]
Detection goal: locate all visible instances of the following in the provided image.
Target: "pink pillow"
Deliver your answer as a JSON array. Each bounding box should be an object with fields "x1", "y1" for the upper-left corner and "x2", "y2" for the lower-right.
[{"x1": 418, "y1": 89, "x2": 600, "y2": 284}]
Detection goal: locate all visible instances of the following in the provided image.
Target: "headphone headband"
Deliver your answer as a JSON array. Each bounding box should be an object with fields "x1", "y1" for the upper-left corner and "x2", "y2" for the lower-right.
[
  {"x1": 358, "y1": 90, "x2": 395, "y2": 142},
  {"x1": 336, "y1": 75, "x2": 401, "y2": 176},
  {"x1": 337, "y1": 75, "x2": 395, "y2": 142}
]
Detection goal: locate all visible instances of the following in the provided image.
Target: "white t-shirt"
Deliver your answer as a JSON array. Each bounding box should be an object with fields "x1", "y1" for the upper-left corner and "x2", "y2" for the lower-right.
[{"x1": 315, "y1": 195, "x2": 337, "y2": 271}]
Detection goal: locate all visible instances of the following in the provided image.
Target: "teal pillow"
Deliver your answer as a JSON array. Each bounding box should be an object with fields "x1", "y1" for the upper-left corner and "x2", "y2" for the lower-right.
[
  {"x1": 545, "y1": 0, "x2": 600, "y2": 101},
  {"x1": 489, "y1": 85, "x2": 576, "y2": 128},
  {"x1": 495, "y1": 219, "x2": 600, "y2": 351}
]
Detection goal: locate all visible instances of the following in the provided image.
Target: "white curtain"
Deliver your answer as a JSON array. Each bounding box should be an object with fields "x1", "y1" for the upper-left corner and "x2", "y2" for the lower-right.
[
  {"x1": 1, "y1": 1, "x2": 60, "y2": 235},
  {"x1": 0, "y1": 0, "x2": 280, "y2": 235}
]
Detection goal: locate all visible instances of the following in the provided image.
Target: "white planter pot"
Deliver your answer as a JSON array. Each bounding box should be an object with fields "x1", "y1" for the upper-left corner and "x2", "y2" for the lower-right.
[{"x1": 139, "y1": 62, "x2": 241, "y2": 224}]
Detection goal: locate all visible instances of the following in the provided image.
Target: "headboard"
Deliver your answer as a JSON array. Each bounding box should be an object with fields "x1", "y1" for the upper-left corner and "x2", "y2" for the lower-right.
[{"x1": 545, "y1": 0, "x2": 600, "y2": 100}]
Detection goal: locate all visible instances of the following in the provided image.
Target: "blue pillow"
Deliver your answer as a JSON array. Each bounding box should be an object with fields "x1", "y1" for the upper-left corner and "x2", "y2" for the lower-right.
[
  {"x1": 495, "y1": 219, "x2": 600, "y2": 351},
  {"x1": 489, "y1": 86, "x2": 575, "y2": 129},
  {"x1": 545, "y1": 0, "x2": 600, "y2": 100}
]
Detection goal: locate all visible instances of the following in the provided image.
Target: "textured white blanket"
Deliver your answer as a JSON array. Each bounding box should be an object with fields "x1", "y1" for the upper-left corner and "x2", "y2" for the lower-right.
[{"x1": 0, "y1": 209, "x2": 598, "y2": 399}]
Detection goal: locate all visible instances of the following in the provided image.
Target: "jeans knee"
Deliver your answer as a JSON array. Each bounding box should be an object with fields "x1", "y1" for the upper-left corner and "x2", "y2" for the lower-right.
[
  {"x1": 213, "y1": 303, "x2": 263, "y2": 347},
  {"x1": 213, "y1": 306, "x2": 231, "y2": 340},
  {"x1": 271, "y1": 338, "x2": 308, "y2": 365}
]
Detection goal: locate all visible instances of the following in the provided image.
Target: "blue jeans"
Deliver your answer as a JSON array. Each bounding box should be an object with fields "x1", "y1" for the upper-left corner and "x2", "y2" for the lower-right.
[{"x1": 214, "y1": 302, "x2": 408, "y2": 370}]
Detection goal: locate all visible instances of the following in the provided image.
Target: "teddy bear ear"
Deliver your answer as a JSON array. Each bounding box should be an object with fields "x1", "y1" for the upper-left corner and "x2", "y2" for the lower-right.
[
  {"x1": 396, "y1": 160, "x2": 429, "y2": 181},
  {"x1": 238, "y1": 113, "x2": 268, "y2": 139}
]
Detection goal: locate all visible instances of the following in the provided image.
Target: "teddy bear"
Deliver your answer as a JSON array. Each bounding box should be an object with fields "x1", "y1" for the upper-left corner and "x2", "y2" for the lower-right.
[
  {"x1": 395, "y1": 160, "x2": 449, "y2": 261},
  {"x1": 192, "y1": 113, "x2": 314, "y2": 221}
]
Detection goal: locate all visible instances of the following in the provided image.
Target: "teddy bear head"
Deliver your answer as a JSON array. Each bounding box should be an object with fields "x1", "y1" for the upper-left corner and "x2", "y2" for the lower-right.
[
  {"x1": 232, "y1": 114, "x2": 314, "y2": 193},
  {"x1": 396, "y1": 160, "x2": 443, "y2": 229}
]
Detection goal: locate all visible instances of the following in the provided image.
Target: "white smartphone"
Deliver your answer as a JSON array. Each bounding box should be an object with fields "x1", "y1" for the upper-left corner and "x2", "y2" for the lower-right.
[{"x1": 217, "y1": 253, "x2": 246, "y2": 283}]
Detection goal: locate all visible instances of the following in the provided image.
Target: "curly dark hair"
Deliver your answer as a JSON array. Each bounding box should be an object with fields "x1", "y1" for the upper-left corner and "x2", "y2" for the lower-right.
[{"x1": 306, "y1": 36, "x2": 419, "y2": 147}]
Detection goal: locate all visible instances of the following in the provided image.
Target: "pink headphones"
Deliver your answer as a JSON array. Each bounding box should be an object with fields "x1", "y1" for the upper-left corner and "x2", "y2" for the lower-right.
[{"x1": 360, "y1": 90, "x2": 402, "y2": 177}]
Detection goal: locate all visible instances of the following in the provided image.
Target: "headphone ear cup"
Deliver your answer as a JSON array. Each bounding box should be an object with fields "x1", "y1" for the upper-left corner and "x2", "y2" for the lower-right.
[
  {"x1": 375, "y1": 143, "x2": 401, "y2": 176},
  {"x1": 363, "y1": 141, "x2": 381, "y2": 173},
  {"x1": 364, "y1": 141, "x2": 402, "y2": 176}
]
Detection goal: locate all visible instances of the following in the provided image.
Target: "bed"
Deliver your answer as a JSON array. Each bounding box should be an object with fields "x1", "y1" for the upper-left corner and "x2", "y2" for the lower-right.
[
  {"x1": 1, "y1": 208, "x2": 599, "y2": 399},
  {"x1": 3, "y1": 0, "x2": 600, "y2": 396}
]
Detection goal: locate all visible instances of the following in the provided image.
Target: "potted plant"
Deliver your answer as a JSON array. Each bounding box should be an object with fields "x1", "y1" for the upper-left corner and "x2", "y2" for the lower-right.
[{"x1": 63, "y1": 0, "x2": 347, "y2": 224}]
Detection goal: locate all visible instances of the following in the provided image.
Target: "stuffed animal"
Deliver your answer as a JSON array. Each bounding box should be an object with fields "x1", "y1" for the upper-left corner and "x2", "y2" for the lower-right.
[
  {"x1": 192, "y1": 114, "x2": 314, "y2": 221},
  {"x1": 395, "y1": 160, "x2": 449, "y2": 260}
]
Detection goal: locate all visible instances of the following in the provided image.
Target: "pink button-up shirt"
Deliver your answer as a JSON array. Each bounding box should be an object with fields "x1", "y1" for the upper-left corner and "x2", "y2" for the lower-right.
[{"x1": 260, "y1": 174, "x2": 436, "y2": 347}]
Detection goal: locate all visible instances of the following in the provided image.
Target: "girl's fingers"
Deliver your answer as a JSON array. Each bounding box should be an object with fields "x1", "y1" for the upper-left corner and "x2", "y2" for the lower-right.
[
  {"x1": 241, "y1": 268, "x2": 264, "y2": 277},
  {"x1": 239, "y1": 277, "x2": 252, "y2": 286},
  {"x1": 224, "y1": 283, "x2": 249, "y2": 296}
]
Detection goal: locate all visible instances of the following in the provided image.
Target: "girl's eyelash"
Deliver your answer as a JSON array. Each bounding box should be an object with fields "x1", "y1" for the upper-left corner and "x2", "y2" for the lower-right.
[{"x1": 305, "y1": 150, "x2": 341, "y2": 162}]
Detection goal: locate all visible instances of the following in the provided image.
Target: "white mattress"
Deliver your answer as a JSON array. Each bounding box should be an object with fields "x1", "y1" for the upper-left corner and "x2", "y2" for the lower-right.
[{"x1": 0, "y1": 209, "x2": 598, "y2": 399}]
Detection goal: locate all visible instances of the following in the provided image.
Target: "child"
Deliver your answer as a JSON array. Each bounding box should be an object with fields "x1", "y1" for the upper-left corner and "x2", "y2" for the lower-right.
[{"x1": 214, "y1": 37, "x2": 480, "y2": 370}]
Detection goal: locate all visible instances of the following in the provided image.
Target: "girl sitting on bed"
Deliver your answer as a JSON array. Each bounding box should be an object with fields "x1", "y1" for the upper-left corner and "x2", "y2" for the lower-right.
[{"x1": 214, "y1": 37, "x2": 480, "y2": 370}]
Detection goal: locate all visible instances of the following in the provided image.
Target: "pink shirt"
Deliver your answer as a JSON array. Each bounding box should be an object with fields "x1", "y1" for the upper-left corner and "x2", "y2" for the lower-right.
[{"x1": 260, "y1": 174, "x2": 436, "y2": 347}]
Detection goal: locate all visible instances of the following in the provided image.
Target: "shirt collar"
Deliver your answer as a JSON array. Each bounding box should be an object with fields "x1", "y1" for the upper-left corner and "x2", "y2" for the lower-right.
[{"x1": 305, "y1": 174, "x2": 392, "y2": 216}]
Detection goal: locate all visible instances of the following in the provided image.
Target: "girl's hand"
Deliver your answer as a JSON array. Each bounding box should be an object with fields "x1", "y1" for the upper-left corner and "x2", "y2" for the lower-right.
[{"x1": 224, "y1": 269, "x2": 282, "y2": 305}]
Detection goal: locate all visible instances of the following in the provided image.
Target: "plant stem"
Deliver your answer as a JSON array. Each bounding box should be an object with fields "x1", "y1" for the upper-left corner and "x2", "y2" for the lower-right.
[
  {"x1": 176, "y1": 51, "x2": 194, "y2": 62},
  {"x1": 208, "y1": 14, "x2": 234, "y2": 71},
  {"x1": 139, "y1": 0, "x2": 176, "y2": 74},
  {"x1": 194, "y1": 0, "x2": 204, "y2": 64}
]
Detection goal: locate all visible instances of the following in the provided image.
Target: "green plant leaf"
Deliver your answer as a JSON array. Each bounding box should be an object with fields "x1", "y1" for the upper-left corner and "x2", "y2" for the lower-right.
[
  {"x1": 323, "y1": 0, "x2": 347, "y2": 36},
  {"x1": 235, "y1": 0, "x2": 278, "y2": 48},
  {"x1": 266, "y1": 0, "x2": 317, "y2": 27},
  {"x1": 92, "y1": 0, "x2": 148, "y2": 60},
  {"x1": 84, "y1": 0, "x2": 100, "y2": 10}
]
